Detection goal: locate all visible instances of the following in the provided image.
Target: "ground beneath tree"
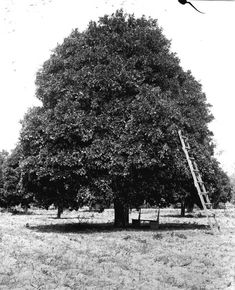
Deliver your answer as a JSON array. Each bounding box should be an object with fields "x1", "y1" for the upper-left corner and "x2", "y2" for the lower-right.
[{"x1": 0, "y1": 207, "x2": 234, "y2": 289}]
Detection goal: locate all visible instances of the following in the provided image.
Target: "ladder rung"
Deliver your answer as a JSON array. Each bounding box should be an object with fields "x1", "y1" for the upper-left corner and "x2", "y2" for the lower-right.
[
  {"x1": 179, "y1": 130, "x2": 219, "y2": 232},
  {"x1": 198, "y1": 193, "x2": 208, "y2": 198},
  {"x1": 201, "y1": 191, "x2": 208, "y2": 195},
  {"x1": 197, "y1": 180, "x2": 204, "y2": 184}
]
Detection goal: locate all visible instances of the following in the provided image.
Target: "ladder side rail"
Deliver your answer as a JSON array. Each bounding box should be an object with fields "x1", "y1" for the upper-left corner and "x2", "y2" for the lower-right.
[
  {"x1": 179, "y1": 131, "x2": 209, "y2": 197},
  {"x1": 178, "y1": 131, "x2": 216, "y2": 232},
  {"x1": 178, "y1": 131, "x2": 203, "y2": 191},
  {"x1": 192, "y1": 161, "x2": 212, "y2": 206},
  {"x1": 179, "y1": 132, "x2": 208, "y2": 208}
]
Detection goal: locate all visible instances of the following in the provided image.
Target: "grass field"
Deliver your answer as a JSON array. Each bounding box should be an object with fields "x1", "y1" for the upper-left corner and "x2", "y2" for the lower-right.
[{"x1": 0, "y1": 206, "x2": 234, "y2": 290}]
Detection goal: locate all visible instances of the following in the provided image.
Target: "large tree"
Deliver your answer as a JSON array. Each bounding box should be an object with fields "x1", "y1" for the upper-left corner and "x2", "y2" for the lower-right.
[{"x1": 20, "y1": 10, "x2": 230, "y2": 225}]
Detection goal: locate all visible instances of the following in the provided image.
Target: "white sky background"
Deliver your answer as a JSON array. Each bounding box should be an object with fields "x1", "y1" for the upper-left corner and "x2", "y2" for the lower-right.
[{"x1": 0, "y1": 0, "x2": 234, "y2": 174}]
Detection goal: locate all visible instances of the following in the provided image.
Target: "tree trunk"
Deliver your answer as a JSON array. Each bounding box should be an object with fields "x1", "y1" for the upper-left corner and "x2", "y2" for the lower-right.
[
  {"x1": 186, "y1": 196, "x2": 195, "y2": 213},
  {"x1": 23, "y1": 205, "x2": 29, "y2": 214},
  {"x1": 57, "y1": 204, "x2": 63, "y2": 219},
  {"x1": 114, "y1": 198, "x2": 129, "y2": 227},
  {"x1": 181, "y1": 198, "x2": 185, "y2": 217}
]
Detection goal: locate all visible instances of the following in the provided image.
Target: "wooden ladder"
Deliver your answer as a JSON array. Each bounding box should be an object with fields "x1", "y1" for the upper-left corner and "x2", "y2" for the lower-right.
[{"x1": 178, "y1": 130, "x2": 220, "y2": 233}]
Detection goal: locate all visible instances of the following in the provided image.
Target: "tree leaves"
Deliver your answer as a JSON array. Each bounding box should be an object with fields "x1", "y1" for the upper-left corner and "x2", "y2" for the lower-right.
[{"x1": 18, "y1": 10, "x2": 231, "y2": 212}]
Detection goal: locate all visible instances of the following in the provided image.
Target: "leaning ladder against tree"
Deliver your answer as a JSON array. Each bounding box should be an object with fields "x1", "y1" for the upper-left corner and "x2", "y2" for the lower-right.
[{"x1": 178, "y1": 130, "x2": 220, "y2": 233}]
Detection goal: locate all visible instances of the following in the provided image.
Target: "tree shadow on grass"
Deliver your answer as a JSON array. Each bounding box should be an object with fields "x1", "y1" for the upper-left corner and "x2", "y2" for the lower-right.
[
  {"x1": 27, "y1": 221, "x2": 208, "y2": 234},
  {"x1": 48, "y1": 216, "x2": 87, "y2": 220},
  {"x1": 163, "y1": 214, "x2": 206, "y2": 218}
]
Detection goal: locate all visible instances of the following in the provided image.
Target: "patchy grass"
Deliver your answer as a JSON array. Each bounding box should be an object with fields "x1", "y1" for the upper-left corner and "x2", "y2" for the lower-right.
[{"x1": 0, "y1": 207, "x2": 234, "y2": 289}]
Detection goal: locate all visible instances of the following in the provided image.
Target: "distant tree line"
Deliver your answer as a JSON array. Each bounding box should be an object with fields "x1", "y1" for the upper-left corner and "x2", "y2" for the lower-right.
[{"x1": 0, "y1": 10, "x2": 232, "y2": 225}]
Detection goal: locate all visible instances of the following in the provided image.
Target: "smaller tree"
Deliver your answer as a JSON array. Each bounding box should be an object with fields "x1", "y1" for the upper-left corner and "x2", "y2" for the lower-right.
[
  {"x1": 1, "y1": 146, "x2": 33, "y2": 211},
  {"x1": 229, "y1": 172, "x2": 235, "y2": 204},
  {"x1": 0, "y1": 150, "x2": 9, "y2": 207},
  {"x1": 198, "y1": 157, "x2": 232, "y2": 208},
  {"x1": 19, "y1": 107, "x2": 92, "y2": 218}
]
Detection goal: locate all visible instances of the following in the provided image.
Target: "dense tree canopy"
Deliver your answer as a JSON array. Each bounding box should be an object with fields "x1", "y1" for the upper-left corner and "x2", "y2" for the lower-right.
[
  {"x1": 1, "y1": 146, "x2": 22, "y2": 208},
  {"x1": 19, "y1": 10, "x2": 231, "y2": 224},
  {"x1": 0, "y1": 146, "x2": 33, "y2": 209},
  {"x1": 0, "y1": 150, "x2": 9, "y2": 206},
  {"x1": 229, "y1": 173, "x2": 235, "y2": 204}
]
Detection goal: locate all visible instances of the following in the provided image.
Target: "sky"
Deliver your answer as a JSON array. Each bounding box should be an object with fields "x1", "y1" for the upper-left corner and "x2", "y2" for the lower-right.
[{"x1": 0, "y1": 0, "x2": 234, "y2": 174}]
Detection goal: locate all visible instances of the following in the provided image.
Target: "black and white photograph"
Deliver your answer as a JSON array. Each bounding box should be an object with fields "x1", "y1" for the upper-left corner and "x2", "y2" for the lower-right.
[{"x1": 0, "y1": 0, "x2": 234, "y2": 289}]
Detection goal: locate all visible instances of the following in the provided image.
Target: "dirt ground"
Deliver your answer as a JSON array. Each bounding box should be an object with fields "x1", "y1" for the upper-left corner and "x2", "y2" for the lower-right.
[{"x1": 0, "y1": 206, "x2": 234, "y2": 290}]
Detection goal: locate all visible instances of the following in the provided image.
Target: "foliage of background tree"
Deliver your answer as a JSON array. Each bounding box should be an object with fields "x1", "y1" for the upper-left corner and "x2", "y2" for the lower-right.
[
  {"x1": 229, "y1": 172, "x2": 235, "y2": 204},
  {"x1": 2, "y1": 146, "x2": 22, "y2": 208},
  {"x1": 0, "y1": 150, "x2": 9, "y2": 207},
  {"x1": 20, "y1": 10, "x2": 231, "y2": 224},
  {"x1": 0, "y1": 146, "x2": 33, "y2": 210},
  {"x1": 20, "y1": 106, "x2": 90, "y2": 217}
]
